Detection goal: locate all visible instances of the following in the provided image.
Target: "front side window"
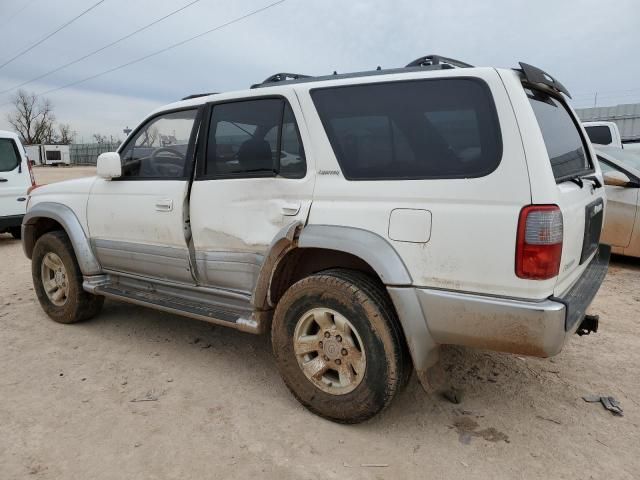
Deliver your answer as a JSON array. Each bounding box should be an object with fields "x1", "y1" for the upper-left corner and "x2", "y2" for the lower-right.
[
  {"x1": 311, "y1": 78, "x2": 502, "y2": 180},
  {"x1": 0, "y1": 138, "x2": 20, "y2": 172},
  {"x1": 120, "y1": 109, "x2": 197, "y2": 179},
  {"x1": 527, "y1": 91, "x2": 592, "y2": 181},
  {"x1": 585, "y1": 125, "x2": 613, "y2": 146},
  {"x1": 205, "y1": 98, "x2": 306, "y2": 179}
]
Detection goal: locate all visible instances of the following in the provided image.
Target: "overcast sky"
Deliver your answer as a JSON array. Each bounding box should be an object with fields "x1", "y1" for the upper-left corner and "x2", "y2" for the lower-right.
[{"x1": 0, "y1": 0, "x2": 639, "y2": 142}]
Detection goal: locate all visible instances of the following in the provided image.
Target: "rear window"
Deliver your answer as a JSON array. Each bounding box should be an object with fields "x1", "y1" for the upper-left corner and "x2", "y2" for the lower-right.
[
  {"x1": 527, "y1": 90, "x2": 592, "y2": 180},
  {"x1": 311, "y1": 78, "x2": 502, "y2": 180},
  {"x1": 0, "y1": 138, "x2": 20, "y2": 172},
  {"x1": 585, "y1": 125, "x2": 613, "y2": 145}
]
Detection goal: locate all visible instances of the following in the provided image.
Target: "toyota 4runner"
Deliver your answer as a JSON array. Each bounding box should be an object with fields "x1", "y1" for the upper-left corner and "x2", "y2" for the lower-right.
[{"x1": 22, "y1": 55, "x2": 610, "y2": 423}]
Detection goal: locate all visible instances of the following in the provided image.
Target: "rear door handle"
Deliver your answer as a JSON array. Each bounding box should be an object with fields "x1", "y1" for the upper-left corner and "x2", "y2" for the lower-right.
[
  {"x1": 155, "y1": 199, "x2": 173, "y2": 212},
  {"x1": 0, "y1": 178, "x2": 7, "y2": 182},
  {"x1": 280, "y1": 203, "x2": 301, "y2": 216}
]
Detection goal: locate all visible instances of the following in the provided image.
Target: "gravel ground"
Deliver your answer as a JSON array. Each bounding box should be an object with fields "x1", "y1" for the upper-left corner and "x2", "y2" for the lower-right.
[{"x1": 0, "y1": 167, "x2": 638, "y2": 479}]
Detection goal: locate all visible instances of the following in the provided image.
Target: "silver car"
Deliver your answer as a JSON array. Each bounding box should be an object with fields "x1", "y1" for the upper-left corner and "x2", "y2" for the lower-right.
[{"x1": 596, "y1": 147, "x2": 640, "y2": 258}]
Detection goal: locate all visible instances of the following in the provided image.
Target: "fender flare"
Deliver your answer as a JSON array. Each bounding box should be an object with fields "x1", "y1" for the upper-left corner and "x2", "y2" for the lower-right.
[
  {"x1": 297, "y1": 224, "x2": 413, "y2": 285},
  {"x1": 22, "y1": 202, "x2": 102, "y2": 276}
]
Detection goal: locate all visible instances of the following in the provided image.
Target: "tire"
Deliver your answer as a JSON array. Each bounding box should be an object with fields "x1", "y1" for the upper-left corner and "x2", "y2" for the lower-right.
[
  {"x1": 32, "y1": 231, "x2": 104, "y2": 324},
  {"x1": 271, "y1": 269, "x2": 410, "y2": 423},
  {"x1": 8, "y1": 227, "x2": 21, "y2": 239}
]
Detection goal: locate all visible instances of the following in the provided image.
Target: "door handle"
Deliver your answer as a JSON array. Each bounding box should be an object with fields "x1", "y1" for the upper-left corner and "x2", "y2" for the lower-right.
[
  {"x1": 155, "y1": 199, "x2": 173, "y2": 212},
  {"x1": 280, "y1": 203, "x2": 301, "y2": 216},
  {"x1": 0, "y1": 178, "x2": 7, "y2": 182}
]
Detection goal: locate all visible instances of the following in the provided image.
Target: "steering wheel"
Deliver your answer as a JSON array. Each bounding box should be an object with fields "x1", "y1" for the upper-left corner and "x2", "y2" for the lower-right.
[{"x1": 148, "y1": 147, "x2": 184, "y2": 177}]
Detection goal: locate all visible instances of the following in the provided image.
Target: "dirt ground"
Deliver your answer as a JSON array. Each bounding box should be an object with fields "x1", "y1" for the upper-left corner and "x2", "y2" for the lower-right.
[{"x1": 1, "y1": 166, "x2": 639, "y2": 479}]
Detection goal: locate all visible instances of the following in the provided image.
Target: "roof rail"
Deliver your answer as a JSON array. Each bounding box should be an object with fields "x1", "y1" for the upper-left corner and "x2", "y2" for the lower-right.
[
  {"x1": 251, "y1": 72, "x2": 311, "y2": 89},
  {"x1": 181, "y1": 92, "x2": 217, "y2": 100},
  {"x1": 517, "y1": 62, "x2": 571, "y2": 98},
  {"x1": 405, "y1": 55, "x2": 473, "y2": 69}
]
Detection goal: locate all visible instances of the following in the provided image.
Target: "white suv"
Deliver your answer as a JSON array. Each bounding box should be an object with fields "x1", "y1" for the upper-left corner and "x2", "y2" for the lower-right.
[
  {"x1": 22, "y1": 56, "x2": 610, "y2": 423},
  {"x1": 1, "y1": 130, "x2": 35, "y2": 239}
]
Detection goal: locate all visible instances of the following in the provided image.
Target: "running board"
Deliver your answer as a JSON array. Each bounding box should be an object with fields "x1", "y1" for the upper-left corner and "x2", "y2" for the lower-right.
[{"x1": 83, "y1": 275, "x2": 265, "y2": 334}]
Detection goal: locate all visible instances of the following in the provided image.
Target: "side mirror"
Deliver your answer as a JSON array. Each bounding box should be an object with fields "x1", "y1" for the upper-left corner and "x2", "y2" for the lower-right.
[
  {"x1": 97, "y1": 152, "x2": 122, "y2": 180},
  {"x1": 603, "y1": 170, "x2": 632, "y2": 188}
]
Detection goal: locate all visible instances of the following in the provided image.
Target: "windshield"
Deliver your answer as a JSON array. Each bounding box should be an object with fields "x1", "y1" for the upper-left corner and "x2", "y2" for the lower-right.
[
  {"x1": 527, "y1": 89, "x2": 592, "y2": 181},
  {"x1": 597, "y1": 148, "x2": 640, "y2": 171}
]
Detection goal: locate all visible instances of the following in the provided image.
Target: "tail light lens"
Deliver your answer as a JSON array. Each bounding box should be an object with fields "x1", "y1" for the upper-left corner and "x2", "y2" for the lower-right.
[{"x1": 516, "y1": 205, "x2": 563, "y2": 280}]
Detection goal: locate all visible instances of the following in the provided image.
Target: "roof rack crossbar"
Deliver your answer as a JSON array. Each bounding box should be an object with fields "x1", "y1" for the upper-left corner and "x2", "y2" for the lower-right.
[
  {"x1": 181, "y1": 92, "x2": 217, "y2": 100},
  {"x1": 251, "y1": 72, "x2": 311, "y2": 89},
  {"x1": 405, "y1": 55, "x2": 474, "y2": 69}
]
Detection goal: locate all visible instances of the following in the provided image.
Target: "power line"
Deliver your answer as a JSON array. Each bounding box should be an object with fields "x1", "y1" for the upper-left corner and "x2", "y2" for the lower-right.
[
  {"x1": 0, "y1": 0, "x2": 105, "y2": 71},
  {"x1": 32, "y1": 0, "x2": 287, "y2": 99},
  {"x1": 0, "y1": 0, "x2": 201, "y2": 96},
  {"x1": 0, "y1": 0, "x2": 40, "y2": 29}
]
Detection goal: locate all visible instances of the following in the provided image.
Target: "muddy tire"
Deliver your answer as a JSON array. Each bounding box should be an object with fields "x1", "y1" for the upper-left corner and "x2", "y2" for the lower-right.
[
  {"x1": 32, "y1": 231, "x2": 104, "y2": 324},
  {"x1": 271, "y1": 269, "x2": 410, "y2": 423},
  {"x1": 8, "y1": 227, "x2": 21, "y2": 239}
]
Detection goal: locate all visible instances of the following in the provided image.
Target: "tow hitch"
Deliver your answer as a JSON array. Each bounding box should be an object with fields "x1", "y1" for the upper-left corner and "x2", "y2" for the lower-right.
[{"x1": 576, "y1": 314, "x2": 599, "y2": 336}]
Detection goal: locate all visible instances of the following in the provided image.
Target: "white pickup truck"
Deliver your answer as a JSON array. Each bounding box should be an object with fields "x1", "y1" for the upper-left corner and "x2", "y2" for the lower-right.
[
  {"x1": 22, "y1": 56, "x2": 609, "y2": 423},
  {"x1": 584, "y1": 120, "x2": 640, "y2": 151}
]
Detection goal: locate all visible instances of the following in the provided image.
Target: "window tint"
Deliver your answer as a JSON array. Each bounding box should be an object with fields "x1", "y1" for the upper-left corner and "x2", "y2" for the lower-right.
[
  {"x1": 120, "y1": 109, "x2": 197, "y2": 179},
  {"x1": 585, "y1": 125, "x2": 613, "y2": 145},
  {"x1": 0, "y1": 138, "x2": 20, "y2": 172},
  {"x1": 527, "y1": 91, "x2": 591, "y2": 180},
  {"x1": 311, "y1": 79, "x2": 502, "y2": 180},
  {"x1": 205, "y1": 99, "x2": 306, "y2": 178}
]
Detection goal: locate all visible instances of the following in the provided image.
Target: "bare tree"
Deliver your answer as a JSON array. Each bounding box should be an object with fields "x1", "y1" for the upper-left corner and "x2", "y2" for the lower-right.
[
  {"x1": 58, "y1": 123, "x2": 75, "y2": 144},
  {"x1": 7, "y1": 90, "x2": 56, "y2": 144},
  {"x1": 93, "y1": 133, "x2": 107, "y2": 144}
]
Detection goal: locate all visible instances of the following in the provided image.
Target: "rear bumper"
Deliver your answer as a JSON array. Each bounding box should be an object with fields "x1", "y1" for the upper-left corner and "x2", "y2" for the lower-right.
[
  {"x1": 0, "y1": 214, "x2": 24, "y2": 231},
  {"x1": 390, "y1": 244, "x2": 610, "y2": 363}
]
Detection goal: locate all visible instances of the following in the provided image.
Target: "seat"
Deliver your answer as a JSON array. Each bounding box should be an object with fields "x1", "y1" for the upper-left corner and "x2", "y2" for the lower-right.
[{"x1": 237, "y1": 138, "x2": 273, "y2": 172}]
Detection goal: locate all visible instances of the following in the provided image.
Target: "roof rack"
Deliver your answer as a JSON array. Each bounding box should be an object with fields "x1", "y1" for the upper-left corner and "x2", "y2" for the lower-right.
[
  {"x1": 181, "y1": 92, "x2": 217, "y2": 100},
  {"x1": 517, "y1": 62, "x2": 571, "y2": 98},
  {"x1": 405, "y1": 55, "x2": 473, "y2": 69},
  {"x1": 251, "y1": 72, "x2": 310, "y2": 89},
  {"x1": 249, "y1": 55, "x2": 473, "y2": 89}
]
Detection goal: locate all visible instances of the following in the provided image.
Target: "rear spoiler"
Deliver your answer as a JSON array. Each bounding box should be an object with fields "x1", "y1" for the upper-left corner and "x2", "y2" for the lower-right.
[{"x1": 517, "y1": 62, "x2": 571, "y2": 98}]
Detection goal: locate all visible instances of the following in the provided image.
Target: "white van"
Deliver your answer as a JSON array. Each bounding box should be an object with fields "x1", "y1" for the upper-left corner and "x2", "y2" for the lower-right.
[{"x1": 0, "y1": 130, "x2": 35, "y2": 239}]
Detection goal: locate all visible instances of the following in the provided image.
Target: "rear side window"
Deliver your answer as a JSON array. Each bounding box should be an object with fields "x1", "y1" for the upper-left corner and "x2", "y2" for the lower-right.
[
  {"x1": 585, "y1": 125, "x2": 613, "y2": 145},
  {"x1": 527, "y1": 91, "x2": 592, "y2": 181},
  {"x1": 0, "y1": 138, "x2": 20, "y2": 172},
  {"x1": 311, "y1": 78, "x2": 502, "y2": 180},
  {"x1": 205, "y1": 98, "x2": 306, "y2": 179}
]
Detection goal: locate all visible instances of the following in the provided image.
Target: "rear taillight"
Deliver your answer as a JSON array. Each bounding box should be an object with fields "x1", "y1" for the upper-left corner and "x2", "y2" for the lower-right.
[{"x1": 515, "y1": 205, "x2": 563, "y2": 280}]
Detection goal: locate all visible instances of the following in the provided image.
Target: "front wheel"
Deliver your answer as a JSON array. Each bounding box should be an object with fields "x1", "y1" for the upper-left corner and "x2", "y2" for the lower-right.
[
  {"x1": 32, "y1": 231, "x2": 104, "y2": 324},
  {"x1": 271, "y1": 269, "x2": 409, "y2": 423}
]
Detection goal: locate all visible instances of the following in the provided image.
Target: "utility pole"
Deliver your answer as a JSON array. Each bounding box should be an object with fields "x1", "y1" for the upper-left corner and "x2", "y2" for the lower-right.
[{"x1": 593, "y1": 92, "x2": 598, "y2": 108}]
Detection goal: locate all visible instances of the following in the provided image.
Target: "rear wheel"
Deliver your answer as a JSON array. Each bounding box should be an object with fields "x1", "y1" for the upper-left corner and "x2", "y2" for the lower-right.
[
  {"x1": 271, "y1": 269, "x2": 409, "y2": 423},
  {"x1": 32, "y1": 231, "x2": 104, "y2": 324}
]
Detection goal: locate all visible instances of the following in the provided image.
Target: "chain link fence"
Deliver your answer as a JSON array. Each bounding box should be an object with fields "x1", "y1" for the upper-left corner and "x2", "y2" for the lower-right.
[{"x1": 70, "y1": 143, "x2": 120, "y2": 165}]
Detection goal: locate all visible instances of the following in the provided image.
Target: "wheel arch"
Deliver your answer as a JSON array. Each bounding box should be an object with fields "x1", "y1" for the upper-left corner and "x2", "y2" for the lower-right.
[
  {"x1": 253, "y1": 224, "x2": 438, "y2": 388},
  {"x1": 22, "y1": 202, "x2": 101, "y2": 276}
]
